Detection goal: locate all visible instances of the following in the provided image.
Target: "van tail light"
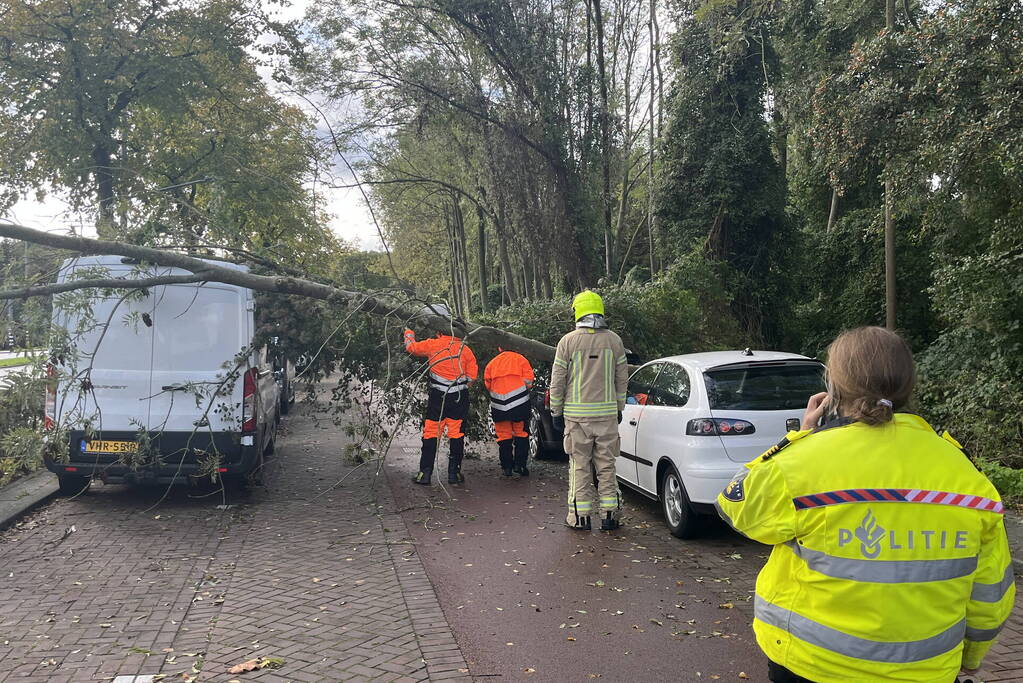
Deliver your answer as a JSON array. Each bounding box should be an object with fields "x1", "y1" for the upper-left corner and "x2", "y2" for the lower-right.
[
  {"x1": 686, "y1": 418, "x2": 756, "y2": 436},
  {"x1": 242, "y1": 368, "x2": 257, "y2": 433},
  {"x1": 44, "y1": 363, "x2": 56, "y2": 430}
]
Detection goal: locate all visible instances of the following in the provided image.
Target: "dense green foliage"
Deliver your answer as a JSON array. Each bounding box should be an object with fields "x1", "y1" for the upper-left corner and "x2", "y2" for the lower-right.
[{"x1": 0, "y1": 0, "x2": 1020, "y2": 493}]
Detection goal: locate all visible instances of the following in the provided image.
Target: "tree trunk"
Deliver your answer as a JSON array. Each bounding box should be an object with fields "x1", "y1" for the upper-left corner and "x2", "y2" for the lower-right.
[
  {"x1": 91, "y1": 145, "x2": 117, "y2": 238},
  {"x1": 445, "y1": 209, "x2": 461, "y2": 317},
  {"x1": 452, "y1": 197, "x2": 472, "y2": 315},
  {"x1": 0, "y1": 221, "x2": 561, "y2": 362},
  {"x1": 826, "y1": 188, "x2": 839, "y2": 232},
  {"x1": 476, "y1": 207, "x2": 489, "y2": 313},
  {"x1": 593, "y1": 0, "x2": 612, "y2": 276},
  {"x1": 648, "y1": 0, "x2": 658, "y2": 275},
  {"x1": 884, "y1": 0, "x2": 897, "y2": 330}
]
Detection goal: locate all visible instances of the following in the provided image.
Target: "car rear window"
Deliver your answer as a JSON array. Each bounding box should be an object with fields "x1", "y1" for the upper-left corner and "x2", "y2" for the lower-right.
[{"x1": 704, "y1": 362, "x2": 824, "y2": 411}]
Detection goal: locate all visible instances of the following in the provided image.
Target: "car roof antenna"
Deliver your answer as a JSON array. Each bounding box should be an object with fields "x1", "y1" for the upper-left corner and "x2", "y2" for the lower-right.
[{"x1": 742, "y1": 348, "x2": 754, "y2": 356}]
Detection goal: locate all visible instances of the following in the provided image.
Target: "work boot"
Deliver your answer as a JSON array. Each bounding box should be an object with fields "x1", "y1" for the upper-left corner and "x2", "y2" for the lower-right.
[
  {"x1": 419, "y1": 437, "x2": 438, "y2": 472},
  {"x1": 498, "y1": 440, "x2": 514, "y2": 477},
  {"x1": 448, "y1": 437, "x2": 465, "y2": 484},
  {"x1": 512, "y1": 436, "x2": 529, "y2": 477},
  {"x1": 567, "y1": 514, "x2": 591, "y2": 531},
  {"x1": 600, "y1": 511, "x2": 620, "y2": 531},
  {"x1": 413, "y1": 437, "x2": 438, "y2": 485}
]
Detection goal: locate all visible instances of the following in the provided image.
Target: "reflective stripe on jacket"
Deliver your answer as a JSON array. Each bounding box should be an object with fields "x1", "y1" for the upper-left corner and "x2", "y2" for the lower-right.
[
  {"x1": 549, "y1": 327, "x2": 628, "y2": 421},
  {"x1": 484, "y1": 351, "x2": 534, "y2": 420},
  {"x1": 404, "y1": 329, "x2": 478, "y2": 393},
  {"x1": 716, "y1": 414, "x2": 1015, "y2": 683}
]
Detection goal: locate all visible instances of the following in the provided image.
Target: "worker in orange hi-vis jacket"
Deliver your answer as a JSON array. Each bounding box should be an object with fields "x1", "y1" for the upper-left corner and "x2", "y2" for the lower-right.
[
  {"x1": 484, "y1": 349, "x2": 535, "y2": 477},
  {"x1": 404, "y1": 305, "x2": 478, "y2": 486}
]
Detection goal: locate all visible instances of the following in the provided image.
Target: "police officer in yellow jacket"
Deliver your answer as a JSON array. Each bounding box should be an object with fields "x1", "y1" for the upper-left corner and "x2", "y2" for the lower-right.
[{"x1": 717, "y1": 327, "x2": 1014, "y2": 683}]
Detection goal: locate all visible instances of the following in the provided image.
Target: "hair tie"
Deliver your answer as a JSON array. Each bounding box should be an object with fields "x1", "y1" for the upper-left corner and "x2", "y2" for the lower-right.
[{"x1": 877, "y1": 398, "x2": 893, "y2": 408}]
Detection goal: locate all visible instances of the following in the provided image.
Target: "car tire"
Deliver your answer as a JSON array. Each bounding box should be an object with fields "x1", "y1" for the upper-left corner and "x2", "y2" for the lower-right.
[
  {"x1": 280, "y1": 380, "x2": 291, "y2": 415},
  {"x1": 659, "y1": 465, "x2": 701, "y2": 539},
  {"x1": 57, "y1": 474, "x2": 91, "y2": 496},
  {"x1": 528, "y1": 408, "x2": 545, "y2": 460}
]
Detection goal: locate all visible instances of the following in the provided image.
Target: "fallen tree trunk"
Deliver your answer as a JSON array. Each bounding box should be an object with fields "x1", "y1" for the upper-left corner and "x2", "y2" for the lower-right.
[{"x1": 0, "y1": 221, "x2": 557, "y2": 362}]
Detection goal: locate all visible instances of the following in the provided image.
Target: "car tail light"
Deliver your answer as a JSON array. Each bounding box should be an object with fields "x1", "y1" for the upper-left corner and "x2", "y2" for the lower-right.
[
  {"x1": 686, "y1": 418, "x2": 756, "y2": 436},
  {"x1": 242, "y1": 368, "x2": 257, "y2": 433},
  {"x1": 44, "y1": 363, "x2": 56, "y2": 430},
  {"x1": 544, "y1": 389, "x2": 550, "y2": 408}
]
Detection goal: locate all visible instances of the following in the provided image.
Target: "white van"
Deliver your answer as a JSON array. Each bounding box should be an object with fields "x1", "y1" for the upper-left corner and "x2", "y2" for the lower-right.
[{"x1": 44, "y1": 255, "x2": 280, "y2": 494}]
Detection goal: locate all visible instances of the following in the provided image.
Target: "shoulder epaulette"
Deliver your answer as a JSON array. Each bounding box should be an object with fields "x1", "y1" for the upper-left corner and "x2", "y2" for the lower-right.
[{"x1": 761, "y1": 429, "x2": 810, "y2": 461}]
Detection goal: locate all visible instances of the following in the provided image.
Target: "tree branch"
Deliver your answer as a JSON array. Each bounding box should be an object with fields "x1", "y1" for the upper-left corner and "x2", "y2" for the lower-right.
[
  {"x1": 0, "y1": 221, "x2": 557, "y2": 361},
  {"x1": 0, "y1": 272, "x2": 215, "y2": 300}
]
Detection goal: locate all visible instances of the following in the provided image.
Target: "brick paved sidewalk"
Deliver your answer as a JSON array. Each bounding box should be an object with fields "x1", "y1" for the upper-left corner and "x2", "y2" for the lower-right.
[{"x1": 0, "y1": 386, "x2": 468, "y2": 682}]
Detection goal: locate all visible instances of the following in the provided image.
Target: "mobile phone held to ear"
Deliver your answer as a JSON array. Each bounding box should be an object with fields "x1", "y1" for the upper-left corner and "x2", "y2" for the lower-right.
[{"x1": 817, "y1": 394, "x2": 838, "y2": 427}]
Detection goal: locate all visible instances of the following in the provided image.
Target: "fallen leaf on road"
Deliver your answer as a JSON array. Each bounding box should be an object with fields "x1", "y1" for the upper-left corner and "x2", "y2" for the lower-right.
[
  {"x1": 739, "y1": 673, "x2": 750, "y2": 679},
  {"x1": 524, "y1": 668, "x2": 536, "y2": 674},
  {"x1": 718, "y1": 603, "x2": 734, "y2": 609},
  {"x1": 228, "y1": 657, "x2": 285, "y2": 674},
  {"x1": 567, "y1": 636, "x2": 576, "y2": 641},
  {"x1": 650, "y1": 619, "x2": 663, "y2": 626}
]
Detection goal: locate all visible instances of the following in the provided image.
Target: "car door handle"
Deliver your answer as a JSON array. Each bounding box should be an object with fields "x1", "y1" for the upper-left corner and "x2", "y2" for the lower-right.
[{"x1": 629, "y1": 419, "x2": 637, "y2": 426}]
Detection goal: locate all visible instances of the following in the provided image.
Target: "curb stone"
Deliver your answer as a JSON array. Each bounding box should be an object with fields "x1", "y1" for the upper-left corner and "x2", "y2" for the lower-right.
[{"x1": 0, "y1": 468, "x2": 59, "y2": 529}]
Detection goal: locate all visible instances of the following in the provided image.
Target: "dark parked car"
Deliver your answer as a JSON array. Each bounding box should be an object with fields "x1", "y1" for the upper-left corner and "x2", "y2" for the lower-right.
[
  {"x1": 269, "y1": 337, "x2": 296, "y2": 415},
  {"x1": 527, "y1": 349, "x2": 641, "y2": 461}
]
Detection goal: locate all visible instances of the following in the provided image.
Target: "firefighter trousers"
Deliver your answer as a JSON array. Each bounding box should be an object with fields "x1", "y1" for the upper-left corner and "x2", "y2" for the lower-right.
[{"x1": 563, "y1": 418, "x2": 621, "y2": 526}]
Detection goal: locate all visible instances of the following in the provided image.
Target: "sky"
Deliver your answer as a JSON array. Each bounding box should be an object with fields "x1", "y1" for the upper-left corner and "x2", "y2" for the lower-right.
[{"x1": 1, "y1": 0, "x2": 382, "y2": 250}]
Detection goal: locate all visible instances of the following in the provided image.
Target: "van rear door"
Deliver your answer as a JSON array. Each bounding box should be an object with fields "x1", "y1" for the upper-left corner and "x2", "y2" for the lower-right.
[
  {"x1": 148, "y1": 283, "x2": 246, "y2": 435},
  {"x1": 54, "y1": 292, "x2": 155, "y2": 434}
]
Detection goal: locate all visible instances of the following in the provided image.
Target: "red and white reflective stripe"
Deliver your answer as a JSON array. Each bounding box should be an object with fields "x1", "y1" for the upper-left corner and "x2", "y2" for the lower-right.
[{"x1": 904, "y1": 489, "x2": 1003, "y2": 513}]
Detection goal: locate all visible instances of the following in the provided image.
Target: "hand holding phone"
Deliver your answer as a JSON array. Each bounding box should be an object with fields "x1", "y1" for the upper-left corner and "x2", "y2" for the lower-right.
[{"x1": 801, "y1": 392, "x2": 830, "y2": 430}]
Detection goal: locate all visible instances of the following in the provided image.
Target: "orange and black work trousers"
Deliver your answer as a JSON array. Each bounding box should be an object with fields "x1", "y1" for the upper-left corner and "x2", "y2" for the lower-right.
[
  {"x1": 494, "y1": 421, "x2": 529, "y2": 472},
  {"x1": 419, "y1": 388, "x2": 469, "y2": 474}
]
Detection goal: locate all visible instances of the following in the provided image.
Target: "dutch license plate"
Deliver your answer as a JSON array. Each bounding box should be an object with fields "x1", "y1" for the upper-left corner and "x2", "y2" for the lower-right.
[{"x1": 83, "y1": 440, "x2": 138, "y2": 454}]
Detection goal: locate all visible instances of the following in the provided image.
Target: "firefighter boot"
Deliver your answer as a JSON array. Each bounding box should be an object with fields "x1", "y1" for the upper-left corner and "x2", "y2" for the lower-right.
[
  {"x1": 600, "y1": 511, "x2": 620, "y2": 531},
  {"x1": 498, "y1": 440, "x2": 514, "y2": 477},
  {"x1": 413, "y1": 438, "x2": 437, "y2": 485},
  {"x1": 448, "y1": 437, "x2": 466, "y2": 484},
  {"x1": 513, "y1": 436, "x2": 530, "y2": 477},
  {"x1": 567, "y1": 513, "x2": 591, "y2": 530}
]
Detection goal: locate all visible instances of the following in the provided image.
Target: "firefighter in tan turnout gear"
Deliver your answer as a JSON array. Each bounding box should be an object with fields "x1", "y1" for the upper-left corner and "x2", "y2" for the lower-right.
[{"x1": 550, "y1": 291, "x2": 629, "y2": 531}]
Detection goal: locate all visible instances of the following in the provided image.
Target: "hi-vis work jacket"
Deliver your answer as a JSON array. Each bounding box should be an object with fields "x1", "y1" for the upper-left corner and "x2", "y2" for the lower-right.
[
  {"x1": 717, "y1": 414, "x2": 1015, "y2": 683},
  {"x1": 549, "y1": 328, "x2": 628, "y2": 421},
  {"x1": 484, "y1": 351, "x2": 534, "y2": 423},
  {"x1": 403, "y1": 330, "x2": 478, "y2": 394}
]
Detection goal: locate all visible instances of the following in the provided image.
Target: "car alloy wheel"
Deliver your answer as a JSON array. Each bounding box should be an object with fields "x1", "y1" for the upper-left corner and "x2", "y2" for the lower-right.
[
  {"x1": 528, "y1": 409, "x2": 541, "y2": 460},
  {"x1": 664, "y1": 471, "x2": 685, "y2": 528},
  {"x1": 660, "y1": 466, "x2": 700, "y2": 539}
]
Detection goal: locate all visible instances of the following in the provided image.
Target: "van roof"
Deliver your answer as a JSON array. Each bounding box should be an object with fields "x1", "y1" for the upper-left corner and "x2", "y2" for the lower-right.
[{"x1": 60, "y1": 254, "x2": 250, "y2": 273}]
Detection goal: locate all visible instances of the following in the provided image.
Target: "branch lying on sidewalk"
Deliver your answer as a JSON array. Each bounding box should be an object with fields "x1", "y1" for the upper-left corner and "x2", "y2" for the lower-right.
[{"x1": 0, "y1": 221, "x2": 557, "y2": 361}]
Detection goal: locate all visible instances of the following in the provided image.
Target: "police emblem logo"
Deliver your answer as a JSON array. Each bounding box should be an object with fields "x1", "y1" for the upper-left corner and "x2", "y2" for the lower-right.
[{"x1": 723, "y1": 477, "x2": 745, "y2": 502}]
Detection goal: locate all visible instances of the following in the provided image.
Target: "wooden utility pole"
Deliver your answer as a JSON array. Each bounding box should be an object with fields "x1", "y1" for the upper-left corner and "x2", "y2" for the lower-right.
[{"x1": 884, "y1": 0, "x2": 896, "y2": 330}]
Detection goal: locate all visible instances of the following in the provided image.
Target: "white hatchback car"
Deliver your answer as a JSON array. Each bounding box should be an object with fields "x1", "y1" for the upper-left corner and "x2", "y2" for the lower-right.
[{"x1": 617, "y1": 350, "x2": 824, "y2": 538}]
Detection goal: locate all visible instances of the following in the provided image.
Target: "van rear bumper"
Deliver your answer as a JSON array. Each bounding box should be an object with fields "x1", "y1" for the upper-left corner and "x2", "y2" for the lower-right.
[{"x1": 44, "y1": 430, "x2": 262, "y2": 485}]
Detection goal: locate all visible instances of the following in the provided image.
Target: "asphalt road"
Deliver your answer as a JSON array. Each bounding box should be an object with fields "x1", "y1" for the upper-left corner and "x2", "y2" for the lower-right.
[{"x1": 386, "y1": 438, "x2": 767, "y2": 682}]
